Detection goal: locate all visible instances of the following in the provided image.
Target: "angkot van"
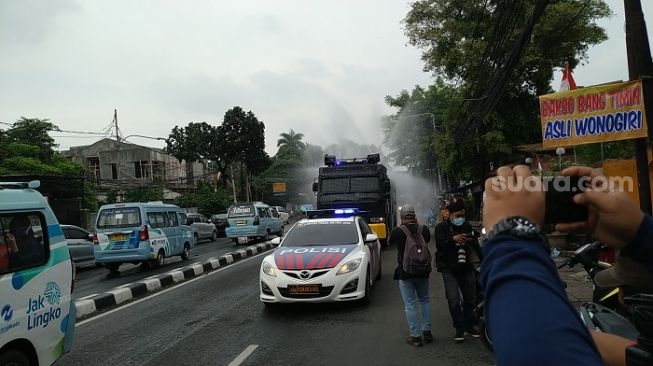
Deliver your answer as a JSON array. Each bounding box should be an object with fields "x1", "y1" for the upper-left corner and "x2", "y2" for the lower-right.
[
  {"x1": 225, "y1": 202, "x2": 284, "y2": 244},
  {"x1": 94, "y1": 202, "x2": 194, "y2": 273},
  {"x1": 0, "y1": 181, "x2": 75, "y2": 366}
]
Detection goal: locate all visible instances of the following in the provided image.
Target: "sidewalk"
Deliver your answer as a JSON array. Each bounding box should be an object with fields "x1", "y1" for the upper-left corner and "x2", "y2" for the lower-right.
[{"x1": 555, "y1": 257, "x2": 594, "y2": 307}]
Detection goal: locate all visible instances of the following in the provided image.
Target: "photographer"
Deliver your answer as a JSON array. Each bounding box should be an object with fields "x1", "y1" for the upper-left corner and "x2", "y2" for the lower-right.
[{"x1": 434, "y1": 196, "x2": 480, "y2": 342}]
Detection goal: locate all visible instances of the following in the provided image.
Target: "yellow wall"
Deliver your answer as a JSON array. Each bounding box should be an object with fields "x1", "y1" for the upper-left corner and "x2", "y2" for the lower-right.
[{"x1": 602, "y1": 147, "x2": 653, "y2": 210}]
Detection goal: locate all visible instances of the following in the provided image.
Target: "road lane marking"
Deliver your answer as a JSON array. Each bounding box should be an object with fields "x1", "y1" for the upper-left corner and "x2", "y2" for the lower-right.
[
  {"x1": 227, "y1": 345, "x2": 259, "y2": 366},
  {"x1": 76, "y1": 251, "x2": 268, "y2": 327}
]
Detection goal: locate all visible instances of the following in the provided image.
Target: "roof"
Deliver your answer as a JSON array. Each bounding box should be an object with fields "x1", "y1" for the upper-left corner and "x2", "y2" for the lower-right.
[
  {"x1": 299, "y1": 216, "x2": 357, "y2": 223},
  {"x1": 0, "y1": 189, "x2": 48, "y2": 210},
  {"x1": 99, "y1": 202, "x2": 181, "y2": 210}
]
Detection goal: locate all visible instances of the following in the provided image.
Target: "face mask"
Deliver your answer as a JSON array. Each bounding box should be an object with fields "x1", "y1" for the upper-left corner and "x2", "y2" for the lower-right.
[{"x1": 451, "y1": 217, "x2": 465, "y2": 227}]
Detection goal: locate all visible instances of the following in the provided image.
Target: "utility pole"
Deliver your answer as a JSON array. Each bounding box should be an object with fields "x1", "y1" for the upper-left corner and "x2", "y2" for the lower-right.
[
  {"x1": 113, "y1": 109, "x2": 121, "y2": 142},
  {"x1": 624, "y1": 0, "x2": 653, "y2": 214}
]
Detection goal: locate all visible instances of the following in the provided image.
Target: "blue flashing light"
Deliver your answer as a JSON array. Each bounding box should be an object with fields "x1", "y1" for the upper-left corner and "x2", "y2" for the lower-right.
[{"x1": 334, "y1": 208, "x2": 358, "y2": 216}]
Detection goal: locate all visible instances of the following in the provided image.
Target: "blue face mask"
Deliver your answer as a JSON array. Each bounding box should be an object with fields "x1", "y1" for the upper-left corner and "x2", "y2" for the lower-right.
[{"x1": 451, "y1": 217, "x2": 465, "y2": 226}]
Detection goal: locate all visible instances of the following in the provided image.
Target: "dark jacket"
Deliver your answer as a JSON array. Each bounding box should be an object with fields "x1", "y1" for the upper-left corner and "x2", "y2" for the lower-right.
[
  {"x1": 621, "y1": 214, "x2": 653, "y2": 272},
  {"x1": 434, "y1": 220, "x2": 479, "y2": 274},
  {"x1": 390, "y1": 223, "x2": 431, "y2": 280}
]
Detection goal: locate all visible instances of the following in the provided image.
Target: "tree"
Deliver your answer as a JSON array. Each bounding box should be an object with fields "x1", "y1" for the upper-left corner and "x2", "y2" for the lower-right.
[
  {"x1": 175, "y1": 182, "x2": 232, "y2": 216},
  {"x1": 165, "y1": 122, "x2": 215, "y2": 184},
  {"x1": 124, "y1": 186, "x2": 164, "y2": 203},
  {"x1": 3, "y1": 117, "x2": 60, "y2": 162},
  {"x1": 387, "y1": 0, "x2": 611, "y2": 183},
  {"x1": 277, "y1": 129, "x2": 305, "y2": 153}
]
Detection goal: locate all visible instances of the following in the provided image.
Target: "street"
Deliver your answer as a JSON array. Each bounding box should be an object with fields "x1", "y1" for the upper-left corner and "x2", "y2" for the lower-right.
[
  {"x1": 58, "y1": 246, "x2": 494, "y2": 366},
  {"x1": 73, "y1": 237, "x2": 240, "y2": 299}
]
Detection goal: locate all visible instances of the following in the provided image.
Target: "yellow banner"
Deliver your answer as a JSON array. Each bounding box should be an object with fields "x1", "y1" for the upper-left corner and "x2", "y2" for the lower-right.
[
  {"x1": 539, "y1": 80, "x2": 648, "y2": 148},
  {"x1": 272, "y1": 182, "x2": 286, "y2": 193}
]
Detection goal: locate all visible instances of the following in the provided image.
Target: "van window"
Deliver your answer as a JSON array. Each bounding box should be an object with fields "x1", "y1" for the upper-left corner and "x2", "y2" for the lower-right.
[
  {"x1": 168, "y1": 212, "x2": 179, "y2": 227},
  {"x1": 147, "y1": 212, "x2": 166, "y2": 228},
  {"x1": 162, "y1": 212, "x2": 170, "y2": 227},
  {"x1": 228, "y1": 204, "x2": 255, "y2": 218},
  {"x1": 97, "y1": 207, "x2": 141, "y2": 229},
  {"x1": 257, "y1": 207, "x2": 268, "y2": 218},
  {"x1": 0, "y1": 213, "x2": 48, "y2": 274},
  {"x1": 179, "y1": 213, "x2": 188, "y2": 225}
]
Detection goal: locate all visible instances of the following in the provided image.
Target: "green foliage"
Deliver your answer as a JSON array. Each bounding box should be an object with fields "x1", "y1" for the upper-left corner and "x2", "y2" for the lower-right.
[
  {"x1": 277, "y1": 129, "x2": 305, "y2": 151},
  {"x1": 83, "y1": 182, "x2": 99, "y2": 211},
  {"x1": 386, "y1": 0, "x2": 612, "y2": 184},
  {"x1": 2, "y1": 117, "x2": 60, "y2": 162},
  {"x1": 175, "y1": 183, "x2": 232, "y2": 217},
  {"x1": 106, "y1": 190, "x2": 118, "y2": 204},
  {"x1": 124, "y1": 186, "x2": 164, "y2": 203}
]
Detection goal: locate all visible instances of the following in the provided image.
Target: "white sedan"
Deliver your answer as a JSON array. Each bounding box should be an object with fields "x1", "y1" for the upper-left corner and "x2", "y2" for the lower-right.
[{"x1": 259, "y1": 214, "x2": 382, "y2": 305}]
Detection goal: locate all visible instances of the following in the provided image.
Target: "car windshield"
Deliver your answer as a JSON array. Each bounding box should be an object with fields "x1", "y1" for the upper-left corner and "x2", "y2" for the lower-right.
[
  {"x1": 282, "y1": 221, "x2": 359, "y2": 246},
  {"x1": 97, "y1": 207, "x2": 141, "y2": 229},
  {"x1": 228, "y1": 205, "x2": 255, "y2": 218}
]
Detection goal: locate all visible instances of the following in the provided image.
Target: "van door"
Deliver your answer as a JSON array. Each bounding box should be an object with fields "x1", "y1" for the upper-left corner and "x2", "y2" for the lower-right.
[{"x1": 167, "y1": 211, "x2": 181, "y2": 254}]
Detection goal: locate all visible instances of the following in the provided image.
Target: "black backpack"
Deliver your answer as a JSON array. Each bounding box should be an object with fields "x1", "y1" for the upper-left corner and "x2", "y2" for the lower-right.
[{"x1": 400, "y1": 225, "x2": 432, "y2": 276}]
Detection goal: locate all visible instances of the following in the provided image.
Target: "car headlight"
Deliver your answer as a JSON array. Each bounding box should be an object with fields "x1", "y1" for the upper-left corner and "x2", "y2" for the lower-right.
[
  {"x1": 262, "y1": 261, "x2": 277, "y2": 277},
  {"x1": 337, "y1": 258, "x2": 362, "y2": 275}
]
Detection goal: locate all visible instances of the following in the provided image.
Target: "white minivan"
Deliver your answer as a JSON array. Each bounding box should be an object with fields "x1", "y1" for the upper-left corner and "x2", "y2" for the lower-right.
[{"x1": 0, "y1": 181, "x2": 75, "y2": 366}]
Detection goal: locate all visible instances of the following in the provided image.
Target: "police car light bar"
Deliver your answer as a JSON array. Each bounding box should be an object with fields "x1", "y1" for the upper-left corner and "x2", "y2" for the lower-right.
[{"x1": 306, "y1": 208, "x2": 364, "y2": 219}]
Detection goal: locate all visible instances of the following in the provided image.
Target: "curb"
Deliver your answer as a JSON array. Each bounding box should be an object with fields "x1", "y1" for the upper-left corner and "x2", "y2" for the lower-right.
[{"x1": 74, "y1": 241, "x2": 275, "y2": 320}]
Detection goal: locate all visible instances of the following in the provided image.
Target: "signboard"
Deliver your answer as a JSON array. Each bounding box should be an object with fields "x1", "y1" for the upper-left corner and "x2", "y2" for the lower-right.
[
  {"x1": 539, "y1": 80, "x2": 648, "y2": 148},
  {"x1": 272, "y1": 182, "x2": 286, "y2": 193}
]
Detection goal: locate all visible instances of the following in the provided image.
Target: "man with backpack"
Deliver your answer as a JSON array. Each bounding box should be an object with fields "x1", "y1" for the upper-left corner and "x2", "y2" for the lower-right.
[
  {"x1": 434, "y1": 196, "x2": 481, "y2": 342},
  {"x1": 391, "y1": 205, "x2": 433, "y2": 347}
]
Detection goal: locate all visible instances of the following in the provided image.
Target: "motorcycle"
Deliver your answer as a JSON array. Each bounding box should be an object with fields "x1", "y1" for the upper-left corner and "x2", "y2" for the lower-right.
[{"x1": 475, "y1": 241, "x2": 624, "y2": 353}]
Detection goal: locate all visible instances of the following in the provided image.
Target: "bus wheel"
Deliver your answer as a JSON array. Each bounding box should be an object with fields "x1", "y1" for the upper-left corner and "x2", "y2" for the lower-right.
[
  {"x1": 181, "y1": 243, "x2": 190, "y2": 260},
  {"x1": 0, "y1": 349, "x2": 30, "y2": 366}
]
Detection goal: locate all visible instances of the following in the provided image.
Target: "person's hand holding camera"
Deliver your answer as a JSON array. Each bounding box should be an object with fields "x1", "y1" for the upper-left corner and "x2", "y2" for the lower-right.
[
  {"x1": 556, "y1": 166, "x2": 644, "y2": 249},
  {"x1": 453, "y1": 234, "x2": 468, "y2": 244},
  {"x1": 483, "y1": 165, "x2": 545, "y2": 232}
]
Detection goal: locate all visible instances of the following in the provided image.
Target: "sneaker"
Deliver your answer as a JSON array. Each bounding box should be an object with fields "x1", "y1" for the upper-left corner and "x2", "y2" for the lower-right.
[
  {"x1": 465, "y1": 327, "x2": 481, "y2": 338},
  {"x1": 423, "y1": 331, "x2": 434, "y2": 344},
  {"x1": 454, "y1": 329, "x2": 465, "y2": 343},
  {"x1": 406, "y1": 336, "x2": 423, "y2": 347}
]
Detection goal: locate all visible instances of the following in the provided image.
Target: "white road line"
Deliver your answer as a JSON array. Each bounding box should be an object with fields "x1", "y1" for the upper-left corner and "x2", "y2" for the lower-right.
[
  {"x1": 76, "y1": 252, "x2": 268, "y2": 327},
  {"x1": 227, "y1": 345, "x2": 259, "y2": 366}
]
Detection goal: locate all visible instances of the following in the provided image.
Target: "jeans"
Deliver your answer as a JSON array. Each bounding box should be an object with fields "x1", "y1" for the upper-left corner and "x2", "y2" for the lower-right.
[
  {"x1": 442, "y1": 270, "x2": 476, "y2": 331},
  {"x1": 399, "y1": 277, "x2": 431, "y2": 337}
]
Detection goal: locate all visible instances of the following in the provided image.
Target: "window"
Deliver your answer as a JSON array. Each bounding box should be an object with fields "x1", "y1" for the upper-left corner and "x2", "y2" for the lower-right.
[
  {"x1": 282, "y1": 221, "x2": 358, "y2": 246},
  {"x1": 147, "y1": 212, "x2": 166, "y2": 228},
  {"x1": 111, "y1": 163, "x2": 118, "y2": 180},
  {"x1": 68, "y1": 228, "x2": 89, "y2": 240},
  {"x1": 351, "y1": 177, "x2": 379, "y2": 192},
  {"x1": 162, "y1": 212, "x2": 170, "y2": 227},
  {"x1": 0, "y1": 213, "x2": 48, "y2": 274},
  {"x1": 179, "y1": 213, "x2": 188, "y2": 225},
  {"x1": 135, "y1": 161, "x2": 152, "y2": 179},
  {"x1": 168, "y1": 212, "x2": 179, "y2": 227},
  {"x1": 322, "y1": 178, "x2": 350, "y2": 193},
  {"x1": 97, "y1": 207, "x2": 141, "y2": 229},
  {"x1": 228, "y1": 205, "x2": 255, "y2": 218}
]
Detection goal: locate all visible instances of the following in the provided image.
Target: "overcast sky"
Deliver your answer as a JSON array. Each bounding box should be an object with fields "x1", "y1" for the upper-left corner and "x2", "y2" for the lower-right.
[{"x1": 0, "y1": 0, "x2": 651, "y2": 155}]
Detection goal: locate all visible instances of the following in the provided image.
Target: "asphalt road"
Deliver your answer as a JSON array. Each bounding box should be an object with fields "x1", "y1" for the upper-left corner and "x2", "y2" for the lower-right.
[
  {"x1": 72, "y1": 236, "x2": 247, "y2": 299},
  {"x1": 59, "y1": 245, "x2": 494, "y2": 366}
]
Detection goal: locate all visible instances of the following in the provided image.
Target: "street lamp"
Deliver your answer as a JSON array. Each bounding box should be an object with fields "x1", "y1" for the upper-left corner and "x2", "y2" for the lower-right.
[{"x1": 122, "y1": 134, "x2": 166, "y2": 141}]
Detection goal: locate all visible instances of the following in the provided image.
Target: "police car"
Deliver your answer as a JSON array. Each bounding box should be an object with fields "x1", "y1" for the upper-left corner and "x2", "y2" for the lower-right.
[{"x1": 260, "y1": 209, "x2": 382, "y2": 305}]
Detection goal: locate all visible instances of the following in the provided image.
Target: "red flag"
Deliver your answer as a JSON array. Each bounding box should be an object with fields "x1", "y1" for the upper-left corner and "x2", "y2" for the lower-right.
[{"x1": 559, "y1": 62, "x2": 577, "y2": 91}]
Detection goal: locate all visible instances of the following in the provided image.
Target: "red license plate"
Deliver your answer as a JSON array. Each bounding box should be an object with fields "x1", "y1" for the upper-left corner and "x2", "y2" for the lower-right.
[{"x1": 288, "y1": 285, "x2": 320, "y2": 295}]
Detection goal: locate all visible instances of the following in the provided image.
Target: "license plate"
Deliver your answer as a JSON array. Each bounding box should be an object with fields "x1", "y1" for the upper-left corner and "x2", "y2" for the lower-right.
[
  {"x1": 288, "y1": 285, "x2": 320, "y2": 295},
  {"x1": 236, "y1": 220, "x2": 247, "y2": 226},
  {"x1": 110, "y1": 234, "x2": 127, "y2": 241},
  {"x1": 238, "y1": 237, "x2": 249, "y2": 244}
]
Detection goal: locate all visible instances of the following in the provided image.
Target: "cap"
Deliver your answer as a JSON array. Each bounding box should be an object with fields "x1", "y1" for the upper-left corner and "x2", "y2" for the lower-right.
[
  {"x1": 594, "y1": 253, "x2": 653, "y2": 291},
  {"x1": 400, "y1": 205, "x2": 416, "y2": 217}
]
